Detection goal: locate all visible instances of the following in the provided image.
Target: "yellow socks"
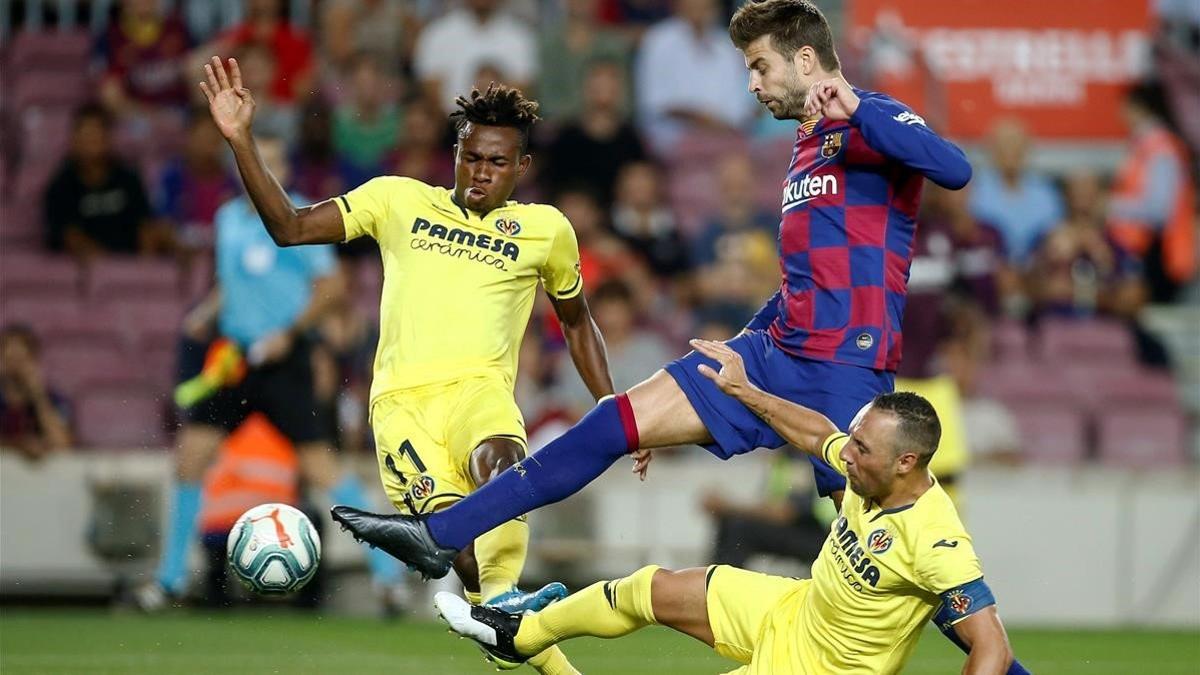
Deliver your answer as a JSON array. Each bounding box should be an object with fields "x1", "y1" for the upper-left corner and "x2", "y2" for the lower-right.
[
  {"x1": 474, "y1": 519, "x2": 529, "y2": 602},
  {"x1": 515, "y1": 565, "x2": 660, "y2": 656}
]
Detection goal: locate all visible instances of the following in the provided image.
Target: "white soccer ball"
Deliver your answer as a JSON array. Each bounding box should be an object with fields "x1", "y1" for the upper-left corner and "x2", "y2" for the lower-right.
[{"x1": 226, "y1": 503, "x2": 321, "y2": 595}]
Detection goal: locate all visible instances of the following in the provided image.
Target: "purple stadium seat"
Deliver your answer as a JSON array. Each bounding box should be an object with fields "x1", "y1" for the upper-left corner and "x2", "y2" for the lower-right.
[
  {"x1": 0, "y1": 294, "x2": 89, "y2": 334},
  {"x1": 977, "y1": 361, "x2": 1074, "y2": 407},
  {"x1": 673, "y1": 131, "x2": 749, "y2": 165},
  {"x1": 75, "y1": 386, "x2": 170, "y2": 449},
  {"x1": 12, "y1": 159, "x2": 59, "y2": 202},
  {"x1": 85, "y1": 258, "x2": 181, "y2": 298},
  {"x1": 1037, "y1": 318, "x2": 1136, "y2": 365},
  {"x1": 110, "y1": 295, "x2": 186, "y2": 339},
  {"x1": 42, "y1": 337, "x2": 140, "y2": 396},
  {"x1": 0, "y1": 252, "x2": 81, "y2": 297},
  {"x1": 19, "y1": 108, "x2": 74, "y2": 166},
  {"x1": 11, "y1": 72, "x2": 91, "y2": 112},
  {"x1": 1066, "y1": 365, "x2": 1180, "y2": 411},
  {"x1": 1008, "y1": 403, "x2": 1088, "y2": 464},
  {"x1": 991, "y1": 319, "x2": 1030, "y2": 361},
  {"x1": 7, "y1": 31, "x2": 93, "y2": 72},
  {"x1": 1096, "y1": 409, "x2": 1188, "y2": 467}
]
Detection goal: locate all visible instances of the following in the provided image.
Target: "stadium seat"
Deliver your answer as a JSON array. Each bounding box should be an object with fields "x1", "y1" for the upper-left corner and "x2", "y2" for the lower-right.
[
  {"x1": 673, "y1": 131, "x2": 750, "y2": 165},
  {"x1": 1066, "y1": 365, "x2": 1181, "y2": 411},
  {"x1": 7, "y1": 30, "x2": 93, "y2": 72},
  {"x1": 138, "y1": 331, "x2": 179, "y2": 392},
  {"x1": 18, "y1": 108, "x2": 74, "y2": 166},
  {"x1": 12, "y1": 159, "x2": 60, "y2": 202},
  {"x1": 109, "y1": 295, "x2": 187, "y2": 340},
  {"x1": 991, "y1": 319, "x2": 1030, "y2": 361},
  {"x1": 85, "y1": 258, "x2": 182, "y2": 299},
  {"x1": 1008, "y1": 403, "x2": 1088, "y2": 464},
  {"x1": 11, "y1": 72, "x2": 92, "y2": 112},
  {"x1": 42, "y1": 337, "x2": 139, "y2": 396},
  {"x1": 0, "y1": 251, "x2": 81, "y2": 298},
  {"x1": 977, "y1": 361, "x2": 1074, "y2": 407},
  {"x1": 1037, "y1": 318, "x2": 1136, "y2": 365},
  {"x1": 1096, "y1": 409, "x2": 1188, "y2": 467},
  {"x1": 0, "y1": 294, "x2": 89, "y2": 334},
  {"x1": 75, "y1": 385, "x2": 170, "y2": 449}
]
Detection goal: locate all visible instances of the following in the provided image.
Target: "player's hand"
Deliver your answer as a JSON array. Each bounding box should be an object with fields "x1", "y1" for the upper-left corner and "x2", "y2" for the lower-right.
[
  {"x1": 631, "y1": 447, "x2": 653, "y2": 481},
  {"x1": 247, "y1": 330, "x2": 293, "y2": 367},
  {"x1": 199, "y1": 56, "x2": 255, "y2": 142},
  {"x1": 690, "y1": 339, "x2": 753, "y2": 399},
  {"x1": 804, "y1": 79, "x2": 860, "y2": 121}
]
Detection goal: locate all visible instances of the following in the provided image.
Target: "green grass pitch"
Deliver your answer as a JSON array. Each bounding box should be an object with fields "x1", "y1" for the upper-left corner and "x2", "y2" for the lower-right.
[{"x1": 1, "y1": 609, "x2": 1196, "y2": 674}]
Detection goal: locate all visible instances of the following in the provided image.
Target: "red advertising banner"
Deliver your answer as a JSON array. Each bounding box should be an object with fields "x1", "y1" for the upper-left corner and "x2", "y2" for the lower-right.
[{"x1": 847, "y1": 0, "x2": 1153, "y2": 139}]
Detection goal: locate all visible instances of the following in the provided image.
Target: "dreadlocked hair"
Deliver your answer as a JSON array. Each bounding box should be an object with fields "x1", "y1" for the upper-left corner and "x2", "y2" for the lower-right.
[{"x1": 449, "y1": 82, "x2": 541, "y2": 154}]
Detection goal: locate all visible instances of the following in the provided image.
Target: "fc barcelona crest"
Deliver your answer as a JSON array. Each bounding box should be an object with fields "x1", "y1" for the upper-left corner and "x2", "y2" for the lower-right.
[
  {"x1": 495, "y1": 218, "x2": 522, "y2": 236},
  {"x1": 821, "y1": 132, "x2": 844, "y2": 159}
]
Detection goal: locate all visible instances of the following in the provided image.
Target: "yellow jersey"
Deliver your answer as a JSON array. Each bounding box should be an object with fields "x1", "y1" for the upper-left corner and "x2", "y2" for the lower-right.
[
  {"x1": 797, "y1": 432, "x2": 984, "y2": 673},
  {"x1": 334, "y1": 177, "x2": 583, "y2": 404}
]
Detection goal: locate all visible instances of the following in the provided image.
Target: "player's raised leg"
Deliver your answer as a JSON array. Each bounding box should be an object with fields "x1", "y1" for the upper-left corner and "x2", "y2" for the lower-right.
[
  {"x1": 332, "y1": 369, "x2": 710, "y2": 578},
  {"x1": 465, "y1": 437, "x2": 576, "y2": 675}
]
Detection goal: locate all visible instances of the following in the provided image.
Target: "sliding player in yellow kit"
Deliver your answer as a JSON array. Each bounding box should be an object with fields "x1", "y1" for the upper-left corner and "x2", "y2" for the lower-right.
[
  {"x1": 200, "y1": 56, "x2": 612, "y2": 675},
  {"x1": 437, "y1": 339, "x2": 1014, "y2": 674}
]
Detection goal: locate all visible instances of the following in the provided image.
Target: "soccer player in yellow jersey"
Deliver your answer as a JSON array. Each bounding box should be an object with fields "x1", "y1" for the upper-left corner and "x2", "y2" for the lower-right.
[
  {"x1": 436, "y1": 338, "x2": 1014, "y2": 674},
  {"x1": 199, "y1": 56, "x2": 614, "y2": 675}
]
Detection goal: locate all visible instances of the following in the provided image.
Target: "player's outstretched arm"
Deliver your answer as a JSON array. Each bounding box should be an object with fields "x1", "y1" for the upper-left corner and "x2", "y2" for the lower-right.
[
  {"x1": 953, "y1": 606, "x2": 1014, "y2": 675},
  {"x1": 199, "y1": 56, "x2": 345, "y2": 246},
  {"x1": 805, "y1": 79, "x2": 971, "y2": 190},
  {"x1": 690, "y1": 339, "x2": 838, "y2": 456},
  {"x1": 551, "y1": 294, "x2": 615, "y2": 401}
]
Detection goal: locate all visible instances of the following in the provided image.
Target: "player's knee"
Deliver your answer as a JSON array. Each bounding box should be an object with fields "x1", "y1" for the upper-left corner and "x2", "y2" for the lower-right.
[{"x1": 472, "y1": 438, "x2": 526, "y2": 485}]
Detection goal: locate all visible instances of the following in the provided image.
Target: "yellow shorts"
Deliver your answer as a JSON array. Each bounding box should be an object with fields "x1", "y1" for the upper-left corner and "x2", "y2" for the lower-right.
[
  {"x1": 706, "y1": 565, "x2": 813, "y2": 675},
  {"x1": 370, "y1": 376, "x2": 526, "y2": 515}
]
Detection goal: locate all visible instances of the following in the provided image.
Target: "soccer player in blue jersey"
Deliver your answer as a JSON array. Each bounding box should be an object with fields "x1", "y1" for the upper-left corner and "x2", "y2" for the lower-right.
[{"x1": 336, "y1": 2, "x2": 1029, "y2": 671}]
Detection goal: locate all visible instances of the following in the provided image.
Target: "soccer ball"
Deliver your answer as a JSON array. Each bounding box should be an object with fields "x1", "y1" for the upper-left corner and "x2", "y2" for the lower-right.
[{"x1": 226, "y1": 503, "x2": 321, "y2": 595}]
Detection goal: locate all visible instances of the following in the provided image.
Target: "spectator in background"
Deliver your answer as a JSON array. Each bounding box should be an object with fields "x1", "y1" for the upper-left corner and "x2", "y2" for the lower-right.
[
  {"x1": 553, "y1": 186, "x2": 655, "y2": 308},
  {"x1": 321, "y1": 0, "x2": 416, "y2": 76},
  {"x1": 292, "y1": 101, "x2": 345, "y2": 203},
  {"x1": 969, "y1": 119, "x2": 1063, "y2": 266},
  {"x1": 552, "y1": 280, "x2": 675, "y2": 416},
  {"x1": 634, "y1": 0, "x2": 758, "y2": 154},
  {"x1": 611, "y1": 160, "x2": 691, "y2": 279},
  {"x1": 157, "y1": 113, "x2": 237, "y2": 253},
  {"x1": 538, "y1": 0, "x2": 632, "y2": 120},
  {"x1": 43, "y1": 104, "x2": 173, "y2": 258},
  {"x1": 901, "y1": 182, "x2": 1013, "y2": 377},
  {"x1": 543, "y1": 58, "x2": 646, "y2": 204},
  {"x1": 689, "y1": 153, "x2": 776, "y2": 267},
  {"x1": 0, "y1": 325, "x2": 73, "y2": 460},
  {"x1": 333, "y1": 51, "x2": 402, "y2": 188},
  {"x1": 200, "y1": 0, "x2": 315, "y2": 104},
  {"x1": 1108, "y1": 82, "x2": 1196, "y2": 302},
  {"x1": 236, "y1": 44, "x2": 299, "y2": 147},
  {"x1": 1029, "y1": 171, "x2": 1138, "y2": 318},
  {"x1": 414, "y1": 0, "x2": 536, "y2": 113},
  {"x1": 95, "y1": 0, "x2": 193, "y2": 115},
  {"x1": 940, "y1": 329, "x2": 1023, "y2": 466},
  {"x1": 386, "y1": 98, "x2": 455, "y2": 188}
]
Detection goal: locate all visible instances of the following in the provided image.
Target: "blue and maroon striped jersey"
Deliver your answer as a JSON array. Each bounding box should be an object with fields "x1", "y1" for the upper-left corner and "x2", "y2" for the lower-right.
[{"x1": 747, "y1": 89, "x2": 971, "y2": 372}]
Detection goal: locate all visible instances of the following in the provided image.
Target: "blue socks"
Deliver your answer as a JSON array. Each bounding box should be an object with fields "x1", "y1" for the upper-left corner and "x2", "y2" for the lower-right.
[
  {"x1": 427, "y1": 394, "x2": 638, "y2": 550},
  {"x1": 330, "y1": 475, "x2": 404, "y2": 585},
  {"x1": 157, "y1": 482, "x2": 202, "y2": 594}
]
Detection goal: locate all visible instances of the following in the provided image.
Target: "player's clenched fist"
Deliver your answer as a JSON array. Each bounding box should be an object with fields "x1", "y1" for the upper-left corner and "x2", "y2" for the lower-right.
[
  {"x1": 691, "y1": 339, "x2": 753, "y2": 399},
  {"x1": 199, "y1": 56, "x2": 255, "y2": 142},
  {"x1": 804, "y1": 78, "x2": 860, "y2": 121}
]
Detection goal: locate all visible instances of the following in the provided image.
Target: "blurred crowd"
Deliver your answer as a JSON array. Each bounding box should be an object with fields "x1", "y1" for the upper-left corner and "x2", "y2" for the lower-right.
[{"x1": 1, "y1": 0, "x2": 1197, "y2": 476}]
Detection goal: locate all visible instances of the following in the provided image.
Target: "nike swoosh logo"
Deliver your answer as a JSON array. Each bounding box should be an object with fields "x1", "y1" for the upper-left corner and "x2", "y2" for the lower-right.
[{"x1": 933, "y1": 539, "x2": 959, "y2": 549}]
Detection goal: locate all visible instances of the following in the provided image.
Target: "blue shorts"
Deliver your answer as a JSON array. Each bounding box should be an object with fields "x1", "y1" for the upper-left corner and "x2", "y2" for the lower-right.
[{"x1": 664, "y1": 330, "x2": 894, "y2": 496}]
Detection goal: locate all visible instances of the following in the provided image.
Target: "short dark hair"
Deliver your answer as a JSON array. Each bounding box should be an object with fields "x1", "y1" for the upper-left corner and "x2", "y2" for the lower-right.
[
  {"x1": 0, "y1": 323, "x2": 41, "y2": 356},
  {"x1": 728, "y1": 0, "x2": 840, "y2": 71},
  {"x1": 871, "y1": 392, "x2": 941, "y2": 467},
  {"x1": 73, "y1": 102, "x2": 112, "y2": 131},
  {"x1": 589, "y1": 279, "x2": 634, "y2": 306},
  {"x1": 449, "y1": 82, "x2": 541, "y2": 155}
]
